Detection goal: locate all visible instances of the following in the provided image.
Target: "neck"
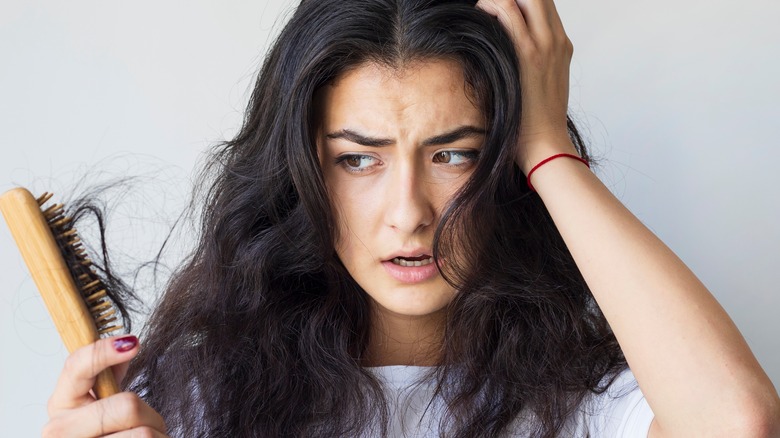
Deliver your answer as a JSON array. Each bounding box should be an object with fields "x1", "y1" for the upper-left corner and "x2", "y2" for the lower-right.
[{"x1": 363, "y1": 304, "x2": 446, "y2": 367}]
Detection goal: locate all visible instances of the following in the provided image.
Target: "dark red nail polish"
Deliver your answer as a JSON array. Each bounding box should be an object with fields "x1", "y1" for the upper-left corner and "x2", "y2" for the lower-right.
[{"x1": 113, "y1": 335, "x2": 138, "y2": 353}]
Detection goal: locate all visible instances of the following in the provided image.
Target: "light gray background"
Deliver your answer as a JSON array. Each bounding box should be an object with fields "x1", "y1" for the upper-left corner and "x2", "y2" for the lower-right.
[{"x1": 1, "y1": 1, "x2": 778, "y2": 435}]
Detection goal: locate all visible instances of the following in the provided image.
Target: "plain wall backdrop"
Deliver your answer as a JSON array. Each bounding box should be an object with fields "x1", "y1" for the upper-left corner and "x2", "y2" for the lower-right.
[{"x1": 1, "y1": 0, "x2": 778, "y2": 434}]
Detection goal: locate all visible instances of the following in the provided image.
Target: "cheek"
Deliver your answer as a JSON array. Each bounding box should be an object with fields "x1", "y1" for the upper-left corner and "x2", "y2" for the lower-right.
[
  {"x1": 331, "y1": 204, "x2": 354, "y2": 258},
  {"x1": 329, "y1": 188, "x2": 379, "y2": 262}
]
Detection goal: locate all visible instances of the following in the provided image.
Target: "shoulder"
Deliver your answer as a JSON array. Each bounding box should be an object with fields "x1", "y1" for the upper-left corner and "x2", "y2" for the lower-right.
[
  {"x1": 570, "y1": 368, "x2": 655, "y2": 437},
  {"x1": 369, "y1": 366, "x2": 655, "y2": 438}
]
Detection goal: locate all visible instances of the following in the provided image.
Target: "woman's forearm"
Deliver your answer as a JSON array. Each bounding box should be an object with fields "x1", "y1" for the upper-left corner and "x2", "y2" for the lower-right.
[{"x1": 530, "y1": 149, "x2": 780, "y2": 436}]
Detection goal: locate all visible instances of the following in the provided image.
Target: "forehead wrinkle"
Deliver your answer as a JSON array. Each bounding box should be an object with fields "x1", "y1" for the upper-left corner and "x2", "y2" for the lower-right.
[{"x1": 320, "y1": 59, "x2": 483, "y2": 147}]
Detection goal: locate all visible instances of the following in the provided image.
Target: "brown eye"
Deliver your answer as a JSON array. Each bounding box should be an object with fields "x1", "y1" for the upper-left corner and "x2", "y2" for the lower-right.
[
  {"x1": 335, "y1": 154, "x2": 378, "y2": 173},
  {"x1": 433, "y1": 151, "x2": 452, "y2": 163},
  {"x1": 345, "y1": 156, "x2": 362, "y2": 167},
  {"x1": 432, "y1": 150, "x2": 478, "y2": 166}
]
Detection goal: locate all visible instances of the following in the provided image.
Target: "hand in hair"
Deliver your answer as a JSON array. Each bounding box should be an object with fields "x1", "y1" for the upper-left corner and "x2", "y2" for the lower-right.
[
  {"x1": 476, "y1": 0, "x2": 576, "y2": 173},
  {"x1": 43, "y1": 336, "x2": 168, "y2": 438},
  {"x1": 478, "y1": 0, "x2": 780, "y2": 436}
]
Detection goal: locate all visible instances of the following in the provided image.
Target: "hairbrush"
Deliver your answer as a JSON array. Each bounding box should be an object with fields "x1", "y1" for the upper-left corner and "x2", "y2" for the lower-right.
[{"x1": 0, "y1": 187, "x2": 122, "y2": 399}]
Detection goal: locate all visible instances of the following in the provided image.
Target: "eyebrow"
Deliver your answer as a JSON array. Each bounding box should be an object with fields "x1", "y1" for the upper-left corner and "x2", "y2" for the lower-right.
[{"x1": 325, "y1": 125, "x2": 486, "y2": 147}]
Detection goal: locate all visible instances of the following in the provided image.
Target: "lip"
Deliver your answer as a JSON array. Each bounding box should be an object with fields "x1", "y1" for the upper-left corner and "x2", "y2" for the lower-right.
[
  {"x1": 380, "y1": 249, "x2": 440, "y2": 284},
  {"x1": 381, "y1": 260, "x2": 440, "y2": 283},
  {"x1": 384, "y1": 248, "x2": 433, "y2": 260}
]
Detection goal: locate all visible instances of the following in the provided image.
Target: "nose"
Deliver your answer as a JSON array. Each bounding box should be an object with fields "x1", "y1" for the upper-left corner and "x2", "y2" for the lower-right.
[{"x1": 383, "y1": 158, "x2": 435, "y2": 234}]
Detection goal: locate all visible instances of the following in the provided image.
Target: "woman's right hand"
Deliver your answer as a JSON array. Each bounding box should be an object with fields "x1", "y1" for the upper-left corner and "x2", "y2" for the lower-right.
[{"x1": 43, "y1": 335, "x2": 168, "y2": 437}]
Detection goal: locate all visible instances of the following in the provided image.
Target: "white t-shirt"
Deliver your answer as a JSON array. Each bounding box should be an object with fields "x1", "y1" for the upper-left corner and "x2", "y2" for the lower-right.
[{"x1": 366, "y1": 366, "x2": 654, "y2": 437}]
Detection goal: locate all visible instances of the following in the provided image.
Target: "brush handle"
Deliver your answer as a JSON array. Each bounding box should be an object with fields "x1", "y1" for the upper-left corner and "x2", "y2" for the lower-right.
[{"x1": 0, "y1": 187, "x2": 120, "y2": 399}]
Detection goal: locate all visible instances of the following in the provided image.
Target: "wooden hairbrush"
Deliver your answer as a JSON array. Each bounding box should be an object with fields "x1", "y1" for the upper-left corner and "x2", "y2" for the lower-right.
[{"x1": 0, "y1": 187, "x2": 123, "y2": 399}]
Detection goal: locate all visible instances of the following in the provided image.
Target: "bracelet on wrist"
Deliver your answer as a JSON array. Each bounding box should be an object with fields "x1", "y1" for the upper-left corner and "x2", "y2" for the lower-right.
[{"x1": 526, "y1": 153, "x2": 590, "y2": 192}]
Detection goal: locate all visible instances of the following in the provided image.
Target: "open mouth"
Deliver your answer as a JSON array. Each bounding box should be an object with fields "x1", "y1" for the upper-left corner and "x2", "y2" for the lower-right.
[
  {"x1": 390, "y1": 255, "x2": 434, "y2": 267},
  {"x1": 382, "y1": 253, "x2": 440, "y2": 283}
]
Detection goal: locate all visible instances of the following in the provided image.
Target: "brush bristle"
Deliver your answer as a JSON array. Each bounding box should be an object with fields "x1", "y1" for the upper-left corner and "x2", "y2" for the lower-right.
[{"x1": 37, "y1": 192, "x2": 123, "y2": 336}]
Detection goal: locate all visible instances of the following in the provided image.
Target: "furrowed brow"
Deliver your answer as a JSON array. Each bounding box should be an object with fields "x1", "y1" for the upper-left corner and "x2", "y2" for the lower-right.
[
  {"x1": 325, "y1": 129, "x2": 393, "y2": 147},
  {"x1": 325, "y1": 126, "x2": 485, "y2": 147},
  {"x1": 421, "y1": 126, "x2": 486, "y2": 146}
]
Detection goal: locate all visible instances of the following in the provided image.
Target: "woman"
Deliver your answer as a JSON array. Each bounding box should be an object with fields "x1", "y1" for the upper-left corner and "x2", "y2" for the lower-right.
[{"x1": 43, "y1": 0, "x2": 780, "y2": 436}]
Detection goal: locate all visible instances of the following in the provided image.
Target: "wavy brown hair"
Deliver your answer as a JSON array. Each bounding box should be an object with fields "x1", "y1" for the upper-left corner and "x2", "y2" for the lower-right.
[{"x1": 122, "y1": 0, "x2": 627, "y2": 436}]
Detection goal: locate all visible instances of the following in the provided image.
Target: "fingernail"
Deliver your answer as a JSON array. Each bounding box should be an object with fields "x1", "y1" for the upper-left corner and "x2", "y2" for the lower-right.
[{"x1": 113, "y1": 335, "x2": 138, "y2": 353}]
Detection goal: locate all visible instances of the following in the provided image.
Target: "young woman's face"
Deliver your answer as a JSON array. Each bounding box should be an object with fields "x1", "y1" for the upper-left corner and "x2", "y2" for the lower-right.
[{"x1": 317, "y1": 59, "x2": 485, "y2": 320}]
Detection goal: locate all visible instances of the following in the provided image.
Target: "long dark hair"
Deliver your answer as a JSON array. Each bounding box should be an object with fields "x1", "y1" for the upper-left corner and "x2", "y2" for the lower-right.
[{"x1": 124, "y1": 0, "x2": 626, "y2": 436}]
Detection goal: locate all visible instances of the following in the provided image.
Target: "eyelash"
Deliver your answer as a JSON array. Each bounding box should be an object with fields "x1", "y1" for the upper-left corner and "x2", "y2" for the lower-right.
[
  {"x1": 432, "y1": 150, "x2": 479, "y2": 166},
  {"x1": 334, "y1": 154, "x2": 380, "y2": 174},
  {"x1": 334, "y1": 150, "x2": 480, "y2": 174}
]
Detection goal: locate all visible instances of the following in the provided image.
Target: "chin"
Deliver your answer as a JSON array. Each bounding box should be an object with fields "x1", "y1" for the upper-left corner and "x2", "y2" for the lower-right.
[{"x1": 371, "y1": 286, "x2": 454, "y2": 318}]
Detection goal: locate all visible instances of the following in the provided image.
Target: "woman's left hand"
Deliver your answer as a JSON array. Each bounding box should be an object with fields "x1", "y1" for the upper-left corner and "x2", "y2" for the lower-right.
[
  {"x1": 479, "y1": 2, "x2": 780, "y2": 435},
  {"x1": 475, "y1": 0, "x2": 576, "y2": 174}
]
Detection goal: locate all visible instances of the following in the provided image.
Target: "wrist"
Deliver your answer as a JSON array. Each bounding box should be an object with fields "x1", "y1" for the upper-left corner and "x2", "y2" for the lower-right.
[
  {"x1": 517, "y1": 137, "x2": 579, "y2": 174},
  {"x1": 525, "y1": 153, "x2": 590, "y2": 192}
]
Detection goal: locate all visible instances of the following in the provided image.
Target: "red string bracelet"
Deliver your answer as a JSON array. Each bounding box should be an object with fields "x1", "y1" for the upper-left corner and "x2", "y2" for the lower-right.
[{"x1": 526, "y1": 153, "x2": 590, "y2": 192}]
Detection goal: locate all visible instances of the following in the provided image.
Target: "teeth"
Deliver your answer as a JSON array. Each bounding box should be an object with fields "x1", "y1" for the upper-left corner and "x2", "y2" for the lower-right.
[{"x1": 391, "y1": 256, "x2": 434, "y2": 267}]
